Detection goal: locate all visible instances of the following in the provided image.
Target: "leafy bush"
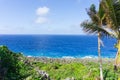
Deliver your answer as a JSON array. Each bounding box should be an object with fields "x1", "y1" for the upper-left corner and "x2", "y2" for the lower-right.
[{"x1": 0, "y1": 46, "x2": 34, "y2": 80}]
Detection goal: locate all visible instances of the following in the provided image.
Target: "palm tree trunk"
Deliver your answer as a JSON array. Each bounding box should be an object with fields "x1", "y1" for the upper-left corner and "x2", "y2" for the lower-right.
[
  {"x1": 114, "y1": 39, "x2": 120, "y2": 70},
  {"x1": 98, "y1": 32, "x2": 103, "y2": 80}
]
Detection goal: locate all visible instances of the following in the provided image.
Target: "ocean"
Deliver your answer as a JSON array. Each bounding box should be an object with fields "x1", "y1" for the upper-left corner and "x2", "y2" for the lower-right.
[{"x1": 0, "y1": 35, "x2": 117, "y2": 58}]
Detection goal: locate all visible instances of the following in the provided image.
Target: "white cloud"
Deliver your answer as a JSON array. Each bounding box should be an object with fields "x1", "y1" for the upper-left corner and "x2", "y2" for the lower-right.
[
  {"x1": 35, "y1": 17, "x2": 48, "y2": 24},
  {"x1": 36, "y1": 6, "x2": 49, "y2": 16},
  {"x1": 35, "y1": 6, "x2": 50, "y2": 24}
]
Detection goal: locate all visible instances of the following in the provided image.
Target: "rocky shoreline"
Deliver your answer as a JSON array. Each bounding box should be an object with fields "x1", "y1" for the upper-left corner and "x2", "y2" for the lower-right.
[{"x1": 26, "y1": 56, "x2": 115, "y2": 64}]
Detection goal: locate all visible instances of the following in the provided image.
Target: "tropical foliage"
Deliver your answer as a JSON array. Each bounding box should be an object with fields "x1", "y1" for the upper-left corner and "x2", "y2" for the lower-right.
[
  {"x1": 81, "y1": 0, "x2": 120, "y2": 67},
  {"x1": 81, "y1": 0, "x2": 120, "y2": 79},
  {"x1": 0, "y1": 46, "x2": 41, "y2": 80},
  {"x1": 101, "y1": 0, "x2": 120, "y2": 67}
]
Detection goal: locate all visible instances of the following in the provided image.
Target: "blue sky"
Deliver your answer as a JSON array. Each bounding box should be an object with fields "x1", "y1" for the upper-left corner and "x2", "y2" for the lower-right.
[{"x1": 0, "y1": 0, "x2": 99, "y2": 34}]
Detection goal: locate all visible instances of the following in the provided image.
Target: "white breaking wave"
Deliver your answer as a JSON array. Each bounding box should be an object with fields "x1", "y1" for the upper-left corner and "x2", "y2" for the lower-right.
[
  {"x1": 62, "y1": 56, "x2": 75, "y2": 59},
  {"x1": 27, "y1": 55, "x2": 32, "y2": 57},
  {"x1": 82, "y1": 56, "x2": 98, "y2": 59}
]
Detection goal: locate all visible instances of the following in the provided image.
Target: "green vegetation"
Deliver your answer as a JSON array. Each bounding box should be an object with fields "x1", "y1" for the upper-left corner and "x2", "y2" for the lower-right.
[
  {"x1": 33, "y1": 61, "x2": 120, "y2": 80},
  {"x1": 0, "y1": 46, "x2": 120, "y2": 80},
  {"x1": 0, "y1": 46, "x2": 41, "y2": 80}
]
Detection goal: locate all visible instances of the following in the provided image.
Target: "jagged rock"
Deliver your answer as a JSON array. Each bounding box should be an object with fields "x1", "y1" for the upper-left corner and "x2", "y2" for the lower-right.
[{"x1": 38, "y1": 70, "x2": 50, "y2": 80}]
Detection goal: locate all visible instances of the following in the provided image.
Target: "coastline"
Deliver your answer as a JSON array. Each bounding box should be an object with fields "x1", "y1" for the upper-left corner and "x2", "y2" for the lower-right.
[{"x1": 26, "y1": 56, "x2": 114, "y2": 64}]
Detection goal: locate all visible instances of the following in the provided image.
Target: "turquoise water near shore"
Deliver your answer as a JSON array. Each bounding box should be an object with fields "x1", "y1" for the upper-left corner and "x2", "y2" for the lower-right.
[{"x1": 0, "y1": 35, "x2": 117, "y2": 58}]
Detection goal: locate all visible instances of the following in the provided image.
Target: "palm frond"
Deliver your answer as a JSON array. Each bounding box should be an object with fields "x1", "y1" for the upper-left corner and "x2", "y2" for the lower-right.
[
  {"x1": 80, "y1": 21, "x2": 98, "y2": 34},
  {"x1": 80, "y1": 20, "x2": 112, "y2": 37},
  {"x1": 99, "y1": 2, "x2": 106, "y2": 21},
  {"x1": 86, "y1": 4, "x2": 99, "y2": 24},
  {"x1": 101, "y1": 26, "x2": 118, "y2": 38},
  {"x1": 113, "y1": 1, "x2": 120, "y2": 26},
  {"x1": 102, "y1": 0, "x2": 119, "y2": 30}
]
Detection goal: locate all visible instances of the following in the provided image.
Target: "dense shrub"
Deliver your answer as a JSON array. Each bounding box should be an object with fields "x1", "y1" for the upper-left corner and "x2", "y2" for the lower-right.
[{"x1": 0, "y1": 46, "x2": 31, "y2": 80}]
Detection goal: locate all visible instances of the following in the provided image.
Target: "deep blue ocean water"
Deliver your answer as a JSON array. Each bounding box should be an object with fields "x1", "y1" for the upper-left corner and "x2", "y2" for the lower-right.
[{"x1": 0, "y1": 35, "x2": 117, "y2": 58}]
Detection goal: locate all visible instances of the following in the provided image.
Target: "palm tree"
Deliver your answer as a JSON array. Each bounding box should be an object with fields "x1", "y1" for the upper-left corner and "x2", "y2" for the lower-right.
[
  {"x1": 81, "y1": 0, "x2": 120, "y2": 74},
  {"x1": 81, "y1": 0, "x2": 120, "y2": 79},
  {"x1": 100, "y1": 0, "x2": 120, "y2": 70},
  {"x1": 81, "y1": 4, "x2": 106, "y2": 80}
]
